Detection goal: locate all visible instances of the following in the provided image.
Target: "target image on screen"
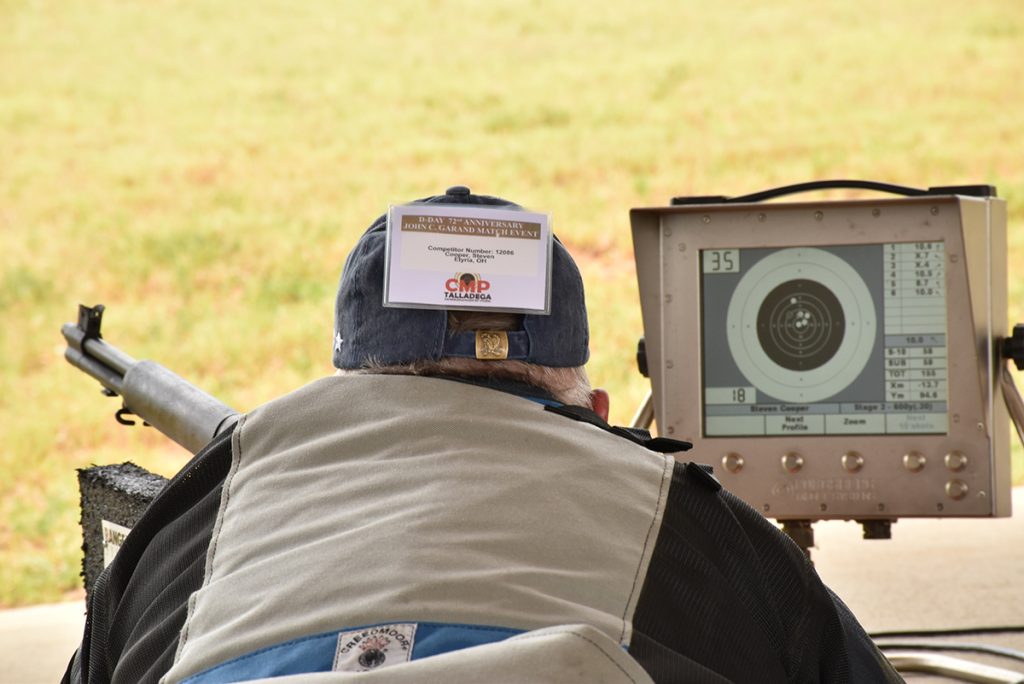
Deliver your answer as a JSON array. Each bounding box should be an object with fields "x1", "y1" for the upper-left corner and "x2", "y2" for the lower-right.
[{"x1": 701, "y1": 243, "x2": 948, "y2": 436}]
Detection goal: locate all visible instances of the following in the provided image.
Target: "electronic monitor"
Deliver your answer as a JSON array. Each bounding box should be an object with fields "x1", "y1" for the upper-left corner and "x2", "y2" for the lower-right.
[
  {"x1": 702, "y1": 242, "x2": 946, "y2": 438},
  {"x1": 631, "y1": 193, "x2": 1010, "y2": 521}
]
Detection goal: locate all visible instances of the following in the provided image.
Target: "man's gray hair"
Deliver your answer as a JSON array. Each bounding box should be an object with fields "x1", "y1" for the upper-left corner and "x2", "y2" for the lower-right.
[{"x1": 336, "y1": 311, "x2": 593, "y2": 407}]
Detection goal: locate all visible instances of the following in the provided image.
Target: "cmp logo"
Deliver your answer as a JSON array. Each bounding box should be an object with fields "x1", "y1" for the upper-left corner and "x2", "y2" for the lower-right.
[
  {"x1": 334, "y1": 623, "x2": 416, "y2": 673},
  {"x1": 444, "y1": 272, "x2": 492, "y2": 302}
]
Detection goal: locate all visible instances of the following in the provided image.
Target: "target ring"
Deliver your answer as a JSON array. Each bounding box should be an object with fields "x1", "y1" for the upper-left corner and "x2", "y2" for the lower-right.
[
  {"x1": 757, "y1": 279, "x2": 844, "y2": 371},
  {"x1": 726, "y1": 248, "x2": 876, "y2": 403}
]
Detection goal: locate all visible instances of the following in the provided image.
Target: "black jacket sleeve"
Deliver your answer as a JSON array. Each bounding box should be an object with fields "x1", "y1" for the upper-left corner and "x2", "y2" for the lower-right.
[{"x1": 630, "y1": 461, "x2": 902, "y2": 683}]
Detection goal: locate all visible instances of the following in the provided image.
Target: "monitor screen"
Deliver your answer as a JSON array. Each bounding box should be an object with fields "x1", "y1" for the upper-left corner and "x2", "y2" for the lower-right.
[{"x1": 700, "y1": 242, "x2": 947, "y2": 436}]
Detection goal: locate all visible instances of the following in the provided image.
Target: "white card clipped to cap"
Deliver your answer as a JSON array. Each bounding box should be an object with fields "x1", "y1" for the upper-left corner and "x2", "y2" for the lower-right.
[{"x1": 383, "y1": 204, "x2": 553, "y2": 314}]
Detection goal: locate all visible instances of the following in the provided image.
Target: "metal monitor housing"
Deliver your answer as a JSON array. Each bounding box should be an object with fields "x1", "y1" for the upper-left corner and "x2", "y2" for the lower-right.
[{"x1": 631, "y1": 185, "x2": 1009, "y2": 521}]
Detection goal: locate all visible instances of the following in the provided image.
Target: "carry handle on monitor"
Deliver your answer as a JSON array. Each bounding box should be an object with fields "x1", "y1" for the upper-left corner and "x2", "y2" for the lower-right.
[{"x1": 670, "y1": 180, "x2": 998, "y2": 206}]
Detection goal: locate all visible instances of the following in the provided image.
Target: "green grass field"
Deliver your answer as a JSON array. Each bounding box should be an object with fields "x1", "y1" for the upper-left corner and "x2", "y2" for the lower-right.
[{"x1": 2, "y1": 0, "x2": 1023, "y2": 606}]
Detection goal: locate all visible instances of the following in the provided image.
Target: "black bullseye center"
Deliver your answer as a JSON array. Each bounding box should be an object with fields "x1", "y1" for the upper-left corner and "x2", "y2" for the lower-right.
[{"x1": 756, "y1": 279, "x2": 844, "y2": 371}]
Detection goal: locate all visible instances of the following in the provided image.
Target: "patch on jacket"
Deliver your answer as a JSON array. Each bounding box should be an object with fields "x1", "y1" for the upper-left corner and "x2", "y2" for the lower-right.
[{"x1": 334, "y1": 623, "x2": 417, "y2": 672}]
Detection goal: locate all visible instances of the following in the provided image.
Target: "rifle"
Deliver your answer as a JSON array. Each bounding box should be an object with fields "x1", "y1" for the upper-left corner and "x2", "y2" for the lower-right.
[{"x1": 62, "y1": 304, "x2": 239, "y2": 454}]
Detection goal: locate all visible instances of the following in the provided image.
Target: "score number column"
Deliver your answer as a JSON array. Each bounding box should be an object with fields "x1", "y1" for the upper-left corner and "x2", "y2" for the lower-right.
[{"x1": 882, "y1": 242, "x2": 948, "y2": 432}]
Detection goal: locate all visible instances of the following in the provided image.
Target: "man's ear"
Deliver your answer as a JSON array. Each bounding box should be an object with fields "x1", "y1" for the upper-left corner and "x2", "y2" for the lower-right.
[{"x1": 589, "y1": 388, "x2": 610, "y2": 422}]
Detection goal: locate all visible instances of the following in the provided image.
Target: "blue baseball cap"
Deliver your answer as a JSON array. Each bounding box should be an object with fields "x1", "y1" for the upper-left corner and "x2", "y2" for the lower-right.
[{"x1": 333, "y1": 186, "x2": 589, "y2": 369}]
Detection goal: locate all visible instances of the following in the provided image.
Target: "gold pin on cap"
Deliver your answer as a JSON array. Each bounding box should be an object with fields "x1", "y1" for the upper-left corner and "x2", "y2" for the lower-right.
[{"x1": 475, "y1": 331, "x2": 509, "y2": 360}]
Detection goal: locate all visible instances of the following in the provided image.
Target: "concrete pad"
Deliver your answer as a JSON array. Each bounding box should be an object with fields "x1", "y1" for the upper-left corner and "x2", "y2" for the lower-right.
[
  {"x1": 813, "y1": 487, "x2": 1024, "y2": 634},
  {"x1": 0, "y1": 600, "x2": 85, "y2": 684}
]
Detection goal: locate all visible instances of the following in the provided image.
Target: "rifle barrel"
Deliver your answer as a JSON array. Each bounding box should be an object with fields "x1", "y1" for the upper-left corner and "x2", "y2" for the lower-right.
[
  {"x1": 63, "y1": 345, "x2": 125, "y2": 395},
  {"x1": 62, "y1": 321, "x2": 138, "y2": 373},
  {"x1": 62, "y1": 309, "x2": 239, "y2": 454},
  {"x1": 121, "y1": 361, "x2": 238, "y2": 454}
]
